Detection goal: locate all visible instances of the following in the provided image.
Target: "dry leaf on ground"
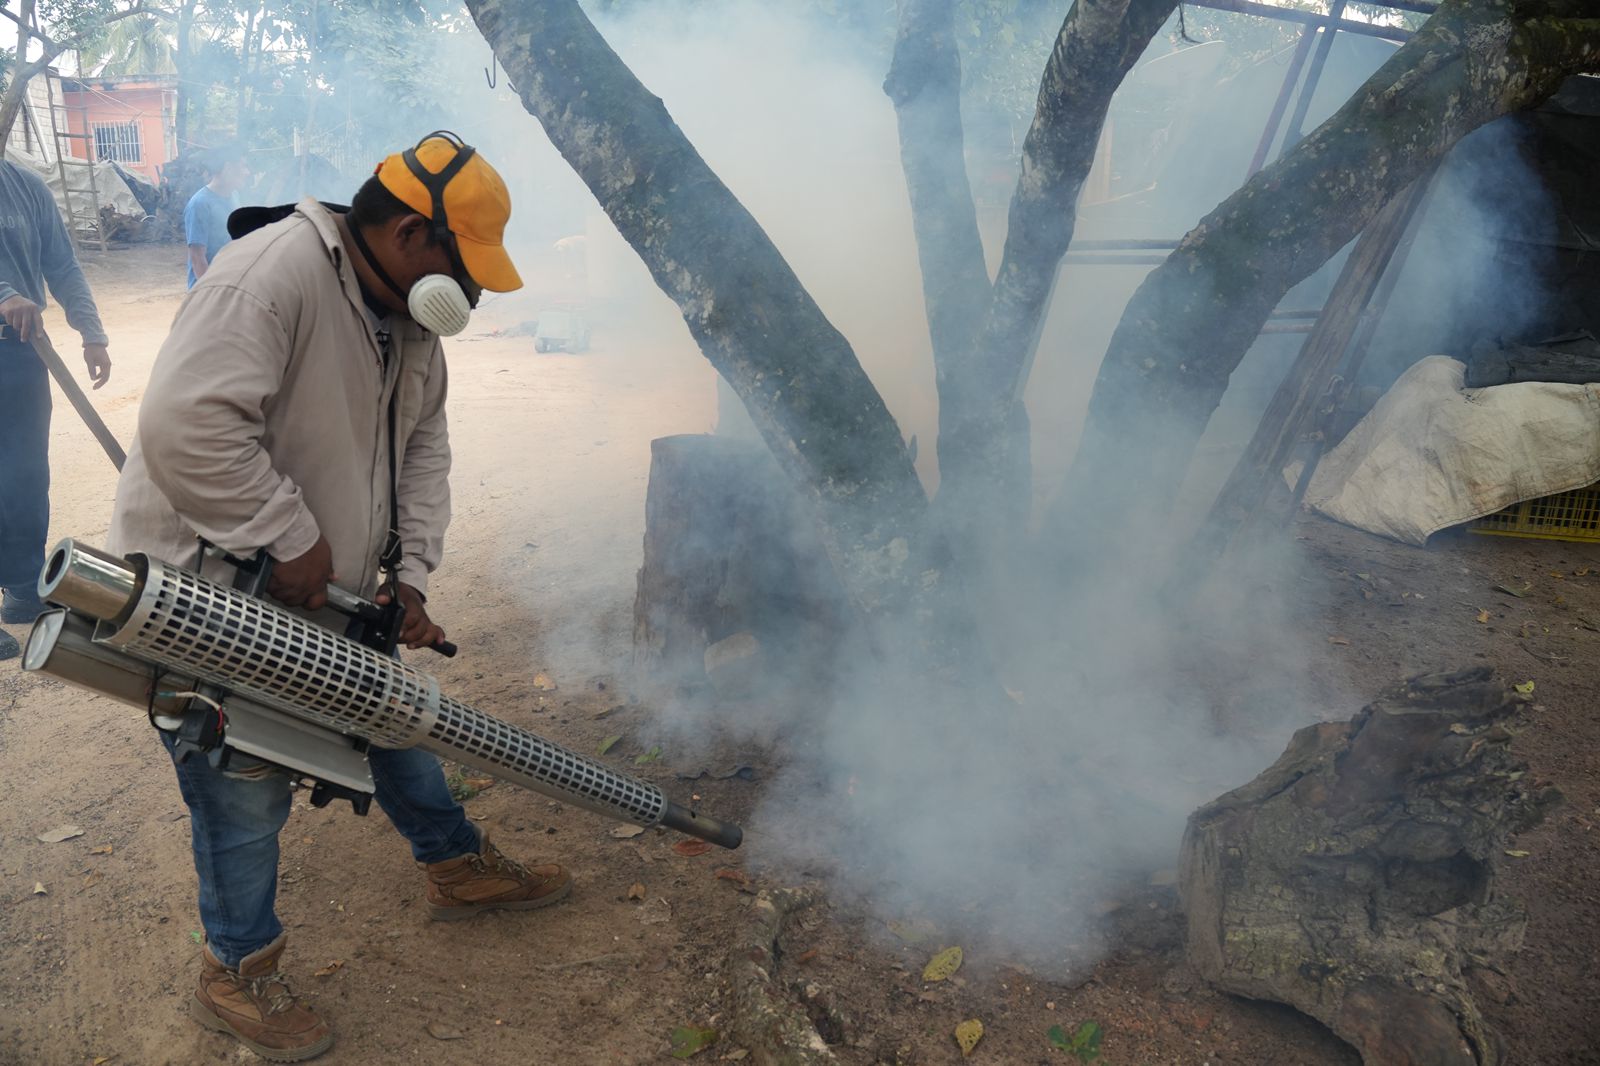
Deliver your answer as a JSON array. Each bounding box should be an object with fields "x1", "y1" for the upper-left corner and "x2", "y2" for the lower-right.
[
  {"x1": 610, "y1": 825, "x2": 646, "y2": 839},
  {"x1": 627, "y1": 882, "x2": 646, "y2": 901},
  {"x1": 673, "y1": 840, "x2": 711, "y2": 857},
  {"x1": 314, "y1": 960, "x2": 343, "y2": 977},
  {"x1": 36, "y1": 825, "x2": 84, "y2": 843},
  {"x1": 954, "y1": 1019, "x2": 984, "y2": 1056},
  {"x1": 923, "y1": 946, "x2": 963, "y2": 983},
  {"x1": 425, "y1": 1022, "x2": 465, "y2": 1040}
]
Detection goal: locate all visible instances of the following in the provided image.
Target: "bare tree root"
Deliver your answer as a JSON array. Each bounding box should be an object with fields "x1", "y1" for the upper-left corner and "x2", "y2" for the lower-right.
[{"x1": 726, "y1": 887, "x2": 837, "y2": 1066}]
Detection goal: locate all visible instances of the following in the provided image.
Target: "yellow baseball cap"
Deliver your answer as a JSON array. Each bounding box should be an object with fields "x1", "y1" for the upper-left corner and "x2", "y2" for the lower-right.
[{"x1": 374, "y1": 133, "x2": 523, "y2": 292}]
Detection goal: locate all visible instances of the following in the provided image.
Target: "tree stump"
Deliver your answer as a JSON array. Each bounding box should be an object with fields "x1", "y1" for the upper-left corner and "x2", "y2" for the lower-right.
[
  {"x1": 633, "y1": 435, "x2": 847, "y2": 686},
  {"x1": 1179, "y1": 668, "x2": 1560, "y2": 1066}
]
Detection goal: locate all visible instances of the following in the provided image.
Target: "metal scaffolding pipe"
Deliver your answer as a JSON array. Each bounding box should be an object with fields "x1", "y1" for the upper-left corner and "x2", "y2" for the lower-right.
[{"x1": 1185, "y1": 0, "x2": 1413, "y2": 42}]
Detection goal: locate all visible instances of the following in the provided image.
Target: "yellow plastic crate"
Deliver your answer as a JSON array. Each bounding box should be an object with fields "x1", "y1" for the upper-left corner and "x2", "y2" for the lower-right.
[{"x1": 1470, "y1": 482, "x2": 1600, "y2": 542}]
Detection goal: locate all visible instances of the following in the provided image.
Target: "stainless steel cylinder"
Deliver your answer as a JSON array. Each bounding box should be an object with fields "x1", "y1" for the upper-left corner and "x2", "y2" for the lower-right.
[
  {"x1": 24, "y1": 608, "x2": 187, "y2": 716},
  {"x1": 38, "y1": 539, "x2": 143, "y2": 624}
]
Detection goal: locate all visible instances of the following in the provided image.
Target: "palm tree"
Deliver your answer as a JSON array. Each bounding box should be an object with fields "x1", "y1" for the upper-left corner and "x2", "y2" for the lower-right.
[{"x1": 80, "y1": 14, "x2": 178, "y2": 76}]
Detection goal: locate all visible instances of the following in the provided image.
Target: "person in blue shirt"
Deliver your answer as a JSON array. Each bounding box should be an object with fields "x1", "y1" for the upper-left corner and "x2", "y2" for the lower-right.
[{"x1": 184, "y1": 147, "x2": 252, "y2": 288}]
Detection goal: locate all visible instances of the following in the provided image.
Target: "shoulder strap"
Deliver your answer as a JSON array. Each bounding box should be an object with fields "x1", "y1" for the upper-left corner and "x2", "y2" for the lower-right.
[{"x1": 226, "y1": 201, "x2": 349, "y2": 241}]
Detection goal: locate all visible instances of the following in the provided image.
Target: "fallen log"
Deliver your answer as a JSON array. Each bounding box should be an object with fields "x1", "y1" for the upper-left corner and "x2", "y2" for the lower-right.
[
  {"x1": 1179, "y1": 667, "x2": 1559, "y2": 1066},
  {"x1": 727, "y1": 888, "x2": 836, "y2": 1066}
]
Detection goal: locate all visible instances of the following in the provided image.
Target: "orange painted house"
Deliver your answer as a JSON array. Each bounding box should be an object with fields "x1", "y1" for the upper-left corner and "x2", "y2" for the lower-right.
[{"x1": 59, "y1": 75, "x2": 178, "y2": 184}]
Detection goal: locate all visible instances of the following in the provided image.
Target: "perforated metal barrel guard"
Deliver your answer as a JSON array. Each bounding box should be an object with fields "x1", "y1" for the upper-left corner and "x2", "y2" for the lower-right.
[{"x1": 99, "y1": 556, "x2": 667, "y2": 826}]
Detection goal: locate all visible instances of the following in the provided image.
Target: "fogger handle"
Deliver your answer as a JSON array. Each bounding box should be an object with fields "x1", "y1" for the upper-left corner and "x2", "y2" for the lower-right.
[{"x1": 322, "y1": 585, "x2": 456, "y2": 657}]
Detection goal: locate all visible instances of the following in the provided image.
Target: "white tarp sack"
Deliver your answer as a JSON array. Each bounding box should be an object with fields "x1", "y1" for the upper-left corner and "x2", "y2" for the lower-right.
[
  {"x1": 1304, "y1": 355, "x2": 1600, "y2": 545},
  {"x1": 7, "y1": 148, "x2": 144, "y2": 223}
]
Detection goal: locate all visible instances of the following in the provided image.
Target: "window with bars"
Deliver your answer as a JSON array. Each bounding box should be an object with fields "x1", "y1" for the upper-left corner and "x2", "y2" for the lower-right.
[{"x1": 92, "y1": 121, "x2": 142, "y2": 164}]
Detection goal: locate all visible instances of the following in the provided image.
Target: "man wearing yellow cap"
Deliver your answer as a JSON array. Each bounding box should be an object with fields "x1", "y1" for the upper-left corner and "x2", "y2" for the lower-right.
[{"x1": 107, "y1": 133, "x2": 569, "y2": 1062}]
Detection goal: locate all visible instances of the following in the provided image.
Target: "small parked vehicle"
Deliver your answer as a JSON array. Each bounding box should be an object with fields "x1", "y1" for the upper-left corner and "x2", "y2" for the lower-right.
[{"x1": 534, "y1": 310, "x2": 591, "y2": 353}]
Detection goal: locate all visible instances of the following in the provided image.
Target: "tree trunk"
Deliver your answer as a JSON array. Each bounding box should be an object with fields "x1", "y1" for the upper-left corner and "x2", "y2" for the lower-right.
[
  {"x1": 464, "y1": 0, "x2": 935, "y2": 631},
  {"x1": 0, "y1": 52, "x2": 60, "y2": 156},
  {"x1": 174, "y1": 0, "x2": 196, "y2": 152},
  {"x1": 236, "y1": 4, "x2": 264, "y2": 137},
  {"x1": 883, "y1": 0, "x2": 991, "y2": 464},
  {"x1": 0, "y1": 78, "x2": 30, "y2": 153},
  {"x1": 1179, "y1": 667, "x2": 1560, "y2": 1065},
  {"x1": 0, "y1": 0, "x2": 50, "y2": 154},
  {"x1": 888, "y1": 0, "x2": 1177, "y2": 561},
  {"x1": 1053, "y1": 0, "x2": 1600, "y2": 552},
  {"x1": 632, "y1": 435, "x2": 847, "y2": 688}
]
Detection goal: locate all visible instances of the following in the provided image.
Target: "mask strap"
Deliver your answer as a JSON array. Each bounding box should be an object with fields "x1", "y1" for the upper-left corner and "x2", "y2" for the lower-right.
[
  {"x1": 401, "y1": 132, "x2": 478, "y2": 287},
  {"x1": 346, "y1": 219, "x2": 409, "y2": 304},
  {"x1": 402, "y1": 131, "x2": 475, "y2": 245}
]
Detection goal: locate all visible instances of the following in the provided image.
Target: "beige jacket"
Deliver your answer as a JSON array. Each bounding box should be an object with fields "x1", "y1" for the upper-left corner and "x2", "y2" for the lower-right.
[{"x1": 109, "y1": 199, "x2": 450, "y2": 599}]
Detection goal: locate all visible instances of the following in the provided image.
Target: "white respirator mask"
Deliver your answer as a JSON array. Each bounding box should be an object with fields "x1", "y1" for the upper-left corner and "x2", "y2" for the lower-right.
[{"x1": 406, "y1": 273, "x2": 473, "y2": 337}]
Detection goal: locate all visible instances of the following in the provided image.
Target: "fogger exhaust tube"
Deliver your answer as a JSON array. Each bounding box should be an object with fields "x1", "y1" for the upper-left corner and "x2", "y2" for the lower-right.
[{"x1": 39, "y1": 540, "x2": 741, "y2": 849}]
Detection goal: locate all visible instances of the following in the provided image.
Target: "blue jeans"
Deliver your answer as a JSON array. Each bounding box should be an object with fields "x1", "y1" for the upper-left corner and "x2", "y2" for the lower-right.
[
  {"x1": 162, "y1": 734, "x2": 481, "y2": 968},
  {"x1": 0, "y1": 339, "x2": 51, "y2": 593}
]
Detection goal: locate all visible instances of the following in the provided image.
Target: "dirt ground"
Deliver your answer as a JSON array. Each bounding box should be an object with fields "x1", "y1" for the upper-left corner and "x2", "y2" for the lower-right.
[{"x1": 2, "y1": 244, "x2": 1597, "y2": 1066}]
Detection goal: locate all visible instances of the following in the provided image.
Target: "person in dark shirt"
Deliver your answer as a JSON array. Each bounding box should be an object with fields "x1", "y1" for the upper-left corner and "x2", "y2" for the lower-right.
[
  {"x1": 0, "y1": 158, "x2": 112, "y2": 660},
  {"x1": 184, "y1": 146, "x2": 252, "y2": 288}
]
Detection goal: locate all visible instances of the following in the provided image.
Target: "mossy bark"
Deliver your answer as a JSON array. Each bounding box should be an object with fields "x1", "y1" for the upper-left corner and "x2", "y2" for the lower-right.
[{"x1": 1053, "y1": 0, "x2": 1600, "y2": 549}]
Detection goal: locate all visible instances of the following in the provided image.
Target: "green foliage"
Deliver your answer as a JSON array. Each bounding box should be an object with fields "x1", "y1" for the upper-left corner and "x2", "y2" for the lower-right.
[
  {"x1": 138, "y1": 0, "x2": 472, "y2": 188},
  {"x1": 444, "y1": 763, "x2": 481, "y2": 801},
  {"x1": 1047, "y1": 1020, "x2": 1103, "y2": 1061},
  {"x1": 80, "y1": 14, "x2": 179, "y2": 75},
  {"x1": 38, "y1": 0, "x2": 133, "y2": 53}
]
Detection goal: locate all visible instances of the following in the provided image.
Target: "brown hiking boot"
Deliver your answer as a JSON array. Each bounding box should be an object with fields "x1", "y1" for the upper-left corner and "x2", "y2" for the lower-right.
[
  {"x1": 421, "y1": 828, "x2": 572, "y2": 920},
  {"x1": 191, "y1": 934, "x2": 332, "y2": 1062}
]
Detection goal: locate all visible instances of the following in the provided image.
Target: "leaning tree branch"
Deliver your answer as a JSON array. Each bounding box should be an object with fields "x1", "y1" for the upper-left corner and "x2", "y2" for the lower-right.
[
  {"x1": 0, "y1": 2, "x2": 158, "y2": 66},
  {"x1": 463, "y1": 0, "x2": 939, "y2": 629},
  {"x1": 1517, "y1": 16, "x2": 1600, "y2": 60},
  {"x1": 0, "y1": 3, "x2": 60, "y2": 57},
  {"x1": 1050, "y1": 0, "x2": 1600, "y2": 552}
]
